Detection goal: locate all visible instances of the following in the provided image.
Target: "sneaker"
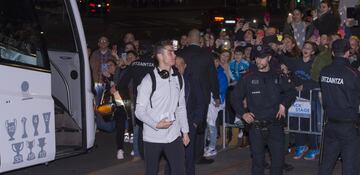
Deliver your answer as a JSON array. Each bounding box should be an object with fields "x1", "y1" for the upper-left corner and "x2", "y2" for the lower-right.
[
  {"x1": 203, "y1": 147, "x2": 209, "y2": 153},
  {"x1": 304, "y1": 149, "x2": 320, "y2": 160},
  {"x1": 129, "y1": 133, "x2": 133, "y2": 143},
  {"x1": 117, "y1": 149, "x2": 124, "y2": 160},
  {"x1": 204, "y1": 148, "x2": 217, "y2": 157},
  {"x1": 124, "y1": 133, "x2": 129, "y2": 142},
  {"x1": 293, "y1": 146, "x2": 308, "y2": 160}
]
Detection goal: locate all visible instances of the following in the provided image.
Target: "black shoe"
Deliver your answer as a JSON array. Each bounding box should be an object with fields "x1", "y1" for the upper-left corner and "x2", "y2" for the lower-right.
[
  {"x1": 283, "y1": 163, "x2": 294, "y2": 171},
  {"x1": 197, "y1": 157, "x2": 214, "y2": 164}
]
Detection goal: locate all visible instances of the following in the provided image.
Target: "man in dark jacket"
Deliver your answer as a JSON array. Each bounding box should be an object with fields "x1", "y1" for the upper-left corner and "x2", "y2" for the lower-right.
[
  {"x1": 177, "y1": 29, "x2": 220, "y2": 168},
  {"x1": 318, "y1": 39, "x2": 360, "y2": 175},
  {"x1": 231, "y1": 45, "x2": 296, "y2": 175},
  {"x1": 117, "y1": 55, "x2": 155, "y2": 159}
]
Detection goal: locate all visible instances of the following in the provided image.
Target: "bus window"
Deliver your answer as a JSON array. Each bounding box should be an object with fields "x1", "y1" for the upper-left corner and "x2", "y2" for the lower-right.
[
  {"x1": 0, "y1": 0, "x2": 49, "y2": 69},
  {"x1": 34, "y1": 0, "x2": 77, "y2": 53}
]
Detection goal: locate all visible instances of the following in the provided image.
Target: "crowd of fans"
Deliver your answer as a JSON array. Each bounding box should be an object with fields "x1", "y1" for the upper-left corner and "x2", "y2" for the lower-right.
[{"x1": 88, "y1": 0, "x2": 359, "y2": 171}]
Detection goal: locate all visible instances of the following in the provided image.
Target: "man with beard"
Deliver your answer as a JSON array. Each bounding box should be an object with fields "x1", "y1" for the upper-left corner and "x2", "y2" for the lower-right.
[{"x1": 231, "y1": 45, "x2": 296, "y2": 175}]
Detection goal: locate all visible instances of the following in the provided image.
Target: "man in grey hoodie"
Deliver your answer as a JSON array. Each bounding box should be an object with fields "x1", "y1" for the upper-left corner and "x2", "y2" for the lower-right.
[{"x1": 135, "y1": 40, "x2": 190, "y2": 175}]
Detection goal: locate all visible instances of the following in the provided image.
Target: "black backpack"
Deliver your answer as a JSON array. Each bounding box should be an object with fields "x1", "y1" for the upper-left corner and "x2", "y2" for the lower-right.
[{"x1": 148, "y1": 66, "x2": 183, "y2": 108}]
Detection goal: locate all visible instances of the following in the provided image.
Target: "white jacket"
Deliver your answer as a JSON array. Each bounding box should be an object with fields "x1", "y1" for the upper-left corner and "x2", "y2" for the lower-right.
[{"x1": 135, "y1": 68, "x2": 189, "y2": 143}]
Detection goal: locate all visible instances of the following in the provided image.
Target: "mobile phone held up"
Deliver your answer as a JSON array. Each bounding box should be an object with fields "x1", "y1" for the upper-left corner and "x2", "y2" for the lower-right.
[
  {"x1": 172, "y1": 40, "x2": 179, "y2": 51},
  {"x1": 249, "y1": 19, "x2": 258, "y2": 29},
  {"x1": 121, "y1": 53, "x2": 127, "y2": 62}
]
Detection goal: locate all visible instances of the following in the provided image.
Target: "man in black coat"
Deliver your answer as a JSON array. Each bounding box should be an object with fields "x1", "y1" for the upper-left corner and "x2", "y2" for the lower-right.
[
  {"x1": 177, "y1": 29, "x2": 220, "y2": 173},
  {"x1": 318, "y1": 39, "x2": 360, "y2": 175}
]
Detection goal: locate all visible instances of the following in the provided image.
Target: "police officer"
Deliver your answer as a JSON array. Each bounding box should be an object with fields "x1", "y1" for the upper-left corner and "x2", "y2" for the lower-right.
[
  {"x1": 231, "y1": 45, "x2": 296, "y2": 175},
  {"x1": 318, "y1": 39, "x2": 360, "y2": 175}
]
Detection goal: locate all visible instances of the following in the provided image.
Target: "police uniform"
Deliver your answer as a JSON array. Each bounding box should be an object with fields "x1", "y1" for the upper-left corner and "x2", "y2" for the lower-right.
[
  {"x1": 318, "y1": 39, "x2": 360, "y2": 175},
  {"x1": 231, "y1": 45, "x2": 297, "y2": 175}
]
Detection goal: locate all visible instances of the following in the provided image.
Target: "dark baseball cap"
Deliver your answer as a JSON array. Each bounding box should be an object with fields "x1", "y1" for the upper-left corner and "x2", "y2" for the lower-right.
[
  {"x1": 263, "y1": 35, "x2": 282, "y2": 45},
  {"x1": 253, "y1": 45, "x2": 273, "y2": 58},
  {"x1": 332, "y1": 39, "x2": 350, "y2": 53}
]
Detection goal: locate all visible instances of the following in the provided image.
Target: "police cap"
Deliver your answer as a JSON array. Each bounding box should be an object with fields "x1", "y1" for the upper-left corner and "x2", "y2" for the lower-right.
[
  {"x1": 332, "y1": 39, "x2": 350, "y2": 54},
  {"x1": 254, "y1": 45, "x2": 273, "y2": 58}
]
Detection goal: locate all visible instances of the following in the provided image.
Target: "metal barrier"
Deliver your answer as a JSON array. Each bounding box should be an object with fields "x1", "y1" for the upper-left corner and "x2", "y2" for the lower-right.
[
  {"x1": 221, "y1": 101, "x2": 245, "y2": 149},
  {"x1": 285, "y1": 89, "x2": 324, "y2": 136}
]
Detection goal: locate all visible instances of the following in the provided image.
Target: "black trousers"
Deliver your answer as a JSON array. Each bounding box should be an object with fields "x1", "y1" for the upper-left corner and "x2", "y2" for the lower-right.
[
  {"x1": 185, "y1": 124, "x2": 197, "y2": 175},
  {"x1": 165, "y1": 124, "x2": 197, "y2": 175},
  {"x1": 115, "y1": 106, "x2": 127, "y2": 150},
  {"x1": 195, "y1": 104, "x2": 209, "y2": 161},
  {"x1": 124, "y1": 102, "x2": 133, "y2": 134},
  {"x1": 318, "y1": 122, "x2": 360, "y2": 175},
  {"x1": 144, "y1": 137, "x2": 185, "y2": 175},
  {"x1": 249, "y1": 123, "x2": 284, "y2": 175}
]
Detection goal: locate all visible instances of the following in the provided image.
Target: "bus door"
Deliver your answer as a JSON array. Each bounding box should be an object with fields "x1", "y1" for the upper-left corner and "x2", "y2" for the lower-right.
[
  {"x1": 0, "y1": 1, "x2": 56, "y2": 173},
  {"x1": 35, "y1": 0, "x2": 95, "y2": 155}
]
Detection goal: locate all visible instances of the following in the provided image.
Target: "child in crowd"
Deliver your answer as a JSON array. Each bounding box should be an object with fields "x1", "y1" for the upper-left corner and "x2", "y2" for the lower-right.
[{"x1": 204, "y1": 54, "x2": 229, "y2": 157}]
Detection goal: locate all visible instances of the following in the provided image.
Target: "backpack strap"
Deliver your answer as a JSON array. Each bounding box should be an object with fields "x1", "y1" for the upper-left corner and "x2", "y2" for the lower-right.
[
  {"x1": 149, "y1": 67, "x2": 183, "y2": 108},
  {"x1": 149, "y1": 71, "x2": 156, "y2": 108}
]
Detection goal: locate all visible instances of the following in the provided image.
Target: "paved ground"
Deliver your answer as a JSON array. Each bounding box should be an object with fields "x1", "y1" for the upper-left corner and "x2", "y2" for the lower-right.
[{"x1": 5, "y1": 131, "x2": 344, "y2": 175}]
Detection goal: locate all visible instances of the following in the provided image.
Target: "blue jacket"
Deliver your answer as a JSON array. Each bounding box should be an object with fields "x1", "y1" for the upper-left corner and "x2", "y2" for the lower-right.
[
  {"x1": 217, "y1": 66, "x2": 229, "y2": 104},
  {"x1": 229, "y1": 59, "x2": 250, "y2": 81}
]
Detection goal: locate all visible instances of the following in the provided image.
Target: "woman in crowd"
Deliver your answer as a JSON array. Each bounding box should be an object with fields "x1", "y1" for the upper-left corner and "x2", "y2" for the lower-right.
[
  {"x1": 102, "y1": 59, "x2": 128, "y2": 160},
  {"x1": 280, "y1": 34, "x2": 303, "y2": 70},
  {"x1": 204, "y1": 53, "x2": 229, "y2": 157},
  {"x1": 349, "y1": 36, "x2": 360, "y2": 70}
]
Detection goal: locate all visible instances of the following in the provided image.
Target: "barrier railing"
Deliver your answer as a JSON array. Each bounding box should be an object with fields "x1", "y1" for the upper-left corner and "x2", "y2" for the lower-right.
[{"x1": 285, "y1": 89, "x2": 324, "y2": 136}]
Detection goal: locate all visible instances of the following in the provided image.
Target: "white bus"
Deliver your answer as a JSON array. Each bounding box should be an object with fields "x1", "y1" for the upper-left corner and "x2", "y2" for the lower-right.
[{"x1": 0, "y1": 0, "x2": 95, "y2": 173}]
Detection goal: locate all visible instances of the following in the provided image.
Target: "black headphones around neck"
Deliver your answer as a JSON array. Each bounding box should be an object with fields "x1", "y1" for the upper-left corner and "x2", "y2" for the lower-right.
[{"x1": 156, "y1": 67, "x2": 170, "y2": 79}]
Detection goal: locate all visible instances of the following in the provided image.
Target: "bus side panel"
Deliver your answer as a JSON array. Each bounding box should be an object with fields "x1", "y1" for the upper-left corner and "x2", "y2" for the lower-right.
[
  {"x1": 0, "y1": 65, "x2": 55, "y2": 173},
  {"x1": 69, "y1": 0, "x2": 95, "y2": 149}
]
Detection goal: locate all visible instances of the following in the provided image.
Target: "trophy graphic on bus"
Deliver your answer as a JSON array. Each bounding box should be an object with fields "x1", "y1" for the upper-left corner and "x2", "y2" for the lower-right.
[
  {"x1": 27, "y1": 140, "x2": 35, "y2": 161},
  {"x1": 38, "y1": 137, "x2": 46, "y2": 158},
  {"x1": 32, "y1": 115, "x2": 39, "y2": 136},
  {"x1": 6, "y1": 119, "x2": 17, "y2": 141},
  {"x1": 43, "y1": 112, "x2": 51, "y2": 134},
  {"x1": 21, "y1": 117, "x2": 28, "y2": 138},
  {"x1": 12, "y1": 142, "x2": 24, "y2": 164}
]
